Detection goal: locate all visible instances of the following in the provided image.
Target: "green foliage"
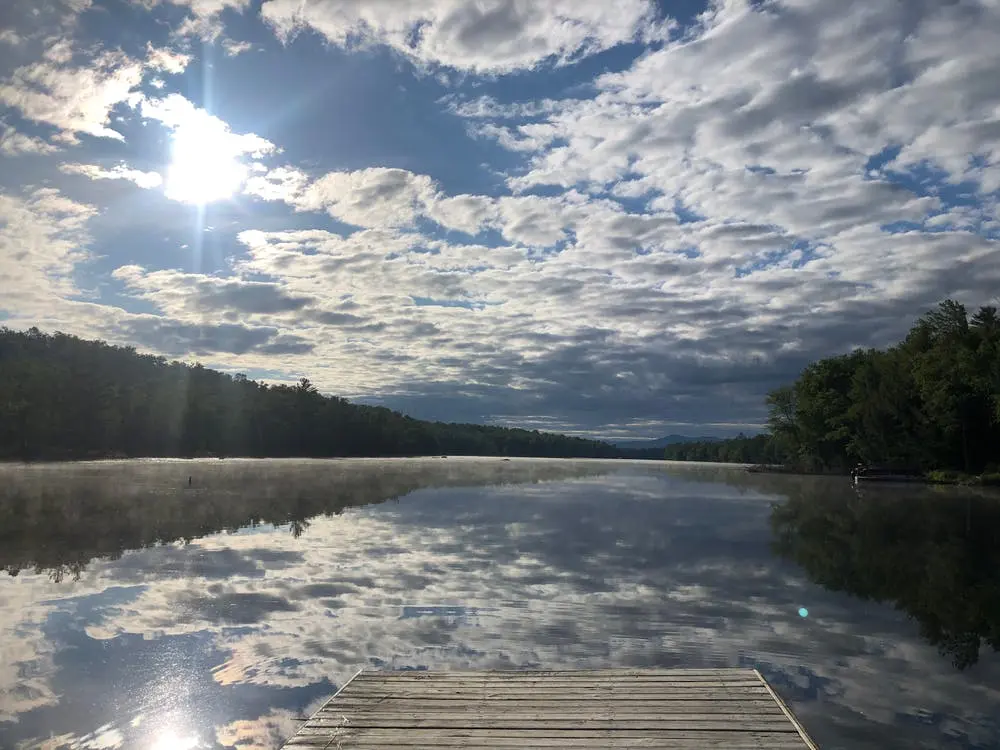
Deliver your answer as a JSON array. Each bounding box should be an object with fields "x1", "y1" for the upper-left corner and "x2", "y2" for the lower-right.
[
  {"x1": 0, "y1": 328, "x2": 620, "y2": 460},
  {"x1": 663, "y1": 433, "x2": 783, "y2": 464},
  {"x1": 771, "y1": 487, "x2": 1000, "y2": 669},
  {"x1": 926, "y1": 470, "x2": 1000, "y2": 487},
  {"x1": 665, "y1": 300, "x2": 1000, "y2": 474}
]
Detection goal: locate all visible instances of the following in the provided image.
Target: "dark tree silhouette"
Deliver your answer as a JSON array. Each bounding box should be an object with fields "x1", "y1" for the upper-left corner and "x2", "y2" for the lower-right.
[
  {"x1": 0, "y1": 327, "x2": 620, "y2": 461},
  {"x1": 664, "y1": 300, "x2": 1000, "y2": 475}
]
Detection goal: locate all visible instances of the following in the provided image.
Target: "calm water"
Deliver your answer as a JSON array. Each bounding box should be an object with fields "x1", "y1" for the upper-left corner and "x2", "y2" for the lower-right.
[{"x1": 0, "y1": 458, "x2": 998, "y2": 750}]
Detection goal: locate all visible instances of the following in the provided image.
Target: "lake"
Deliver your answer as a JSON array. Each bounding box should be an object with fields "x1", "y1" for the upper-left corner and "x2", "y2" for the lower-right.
[{"x1": 0, "y1": 457, "x2": 998, "y2": 749}]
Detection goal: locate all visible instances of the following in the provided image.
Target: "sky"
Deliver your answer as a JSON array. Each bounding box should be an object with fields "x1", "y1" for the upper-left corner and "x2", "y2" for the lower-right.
[{"x1": 1, "y1": 0, "x2": 998, "y2": 439}]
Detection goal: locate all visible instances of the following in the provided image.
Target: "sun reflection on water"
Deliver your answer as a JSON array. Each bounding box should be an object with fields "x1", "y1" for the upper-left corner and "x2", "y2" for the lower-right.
[{"x1": 148, "y1": 729, "x2": 200, "y2": 750}]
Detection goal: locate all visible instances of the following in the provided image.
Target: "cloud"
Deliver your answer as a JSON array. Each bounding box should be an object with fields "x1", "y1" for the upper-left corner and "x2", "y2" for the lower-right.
[
  {"x1": 135, "y1": 0, "x2": 252, "y2": 39},
  {"x1": 445, "y1": 95, "x2": 564, "y2": 120},
  {"x1": 60, "y1": 162, "x2": 164, "y2": 189},
  {"x1": 0, "y1": 50, "x2": 144, "y2": 142},
  {"x1": 2, "y1": 0, "x2": 998, "y2": 437},
  {"x1": 111, "y1": 265, "x2": 314, "y2": 318},
  {"x1": 485, "y1": 0, "x2": 1000, "y2": 215},
  {"x1": 425, "y1": 195, "x2": 499, "y2": 236},
  {"x1": 242, "y1": 166, "x2": 311, "y2": 203},
  {"x1": 164, "y1": 0, "x2": 251, "y2": 16},
  {"x1": 144, "y1": 44, "x2": 191, "y2": 74},
  {"x1": 0, "y1": 0, "x2": 93, "y2": 43},
  {"x1": 247, "y1": 166, "x2": 461, "y2": 231},
  {"x1": 0, "y1": 188, "x2": 95, "y2": 311},
  {"x1": 0, "y1": 125, "x2": 58, "y2": 155},
  {"x1": 115, "y1": 316, "x2": 315, "y2": 356},
  {"x1": 226, "y1": 157, "x2": 991, "y2": 433},
  {"x1": 221, "y1": 38, "x2": 254, "y2": 56},
  {"x1": 398, "y1": 0, "x2": 1000, "y2": 431},
  {"x1": 139, "y1": 93, "x2": 275, "y2": 158},
  {"x1": 295, "y1": 167, "x2": 439, "y2": 229},
  {"x1": 259, "y1": 0, "x2": 670, "y2": 74},
  {"x1": 0, "y1": 188, "x2": 324, "y2": 368}
]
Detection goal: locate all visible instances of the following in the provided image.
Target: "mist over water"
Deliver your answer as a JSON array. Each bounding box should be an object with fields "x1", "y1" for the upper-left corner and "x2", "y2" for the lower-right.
[{"x1": 1, "y1": 458, "x2": 997, "y2": 749}]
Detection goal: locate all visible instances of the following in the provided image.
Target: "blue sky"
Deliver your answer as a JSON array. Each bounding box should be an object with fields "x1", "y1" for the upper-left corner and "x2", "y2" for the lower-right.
[{"x1": 1, "y1": 0, "x2": 999, "y2": 438}]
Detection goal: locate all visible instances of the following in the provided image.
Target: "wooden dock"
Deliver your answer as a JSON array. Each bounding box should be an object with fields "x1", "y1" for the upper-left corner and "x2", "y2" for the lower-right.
[{"x1": 283, "y1": 668, "x2": 818, "y2": 748}]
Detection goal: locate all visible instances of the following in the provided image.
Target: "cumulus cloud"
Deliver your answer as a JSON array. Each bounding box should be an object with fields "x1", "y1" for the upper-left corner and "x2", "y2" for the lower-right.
[
  {"x1": 0, "y1": 50, "x2": 144, "y2": 142},
  {"x1": 144, "y1": 43, "x2": 191, "y2": 74},
  {"x1": 398, "y1": 0, "x2": 1000, "y2": 431},
  {"x1": 221, "y1": 38, "x2": 254, "y2": 56},
  {"x1": 425, "y1": 194, "x2": 499, "y2": 236},
  {"x1": 135, "y1": 0, "x2": 252, "y2": 39},
  {"x1": 3, "y1": 0, "x2": 999, "y2": 436},
  {"x1": 294, "y1": 168, "x2": 438, "y2": 229},
  {"x1": 60, "y1": 162, "x2": 163, "y2": 189},
  {"x1": 0, "y1": 125, "x2": 58, "y2": 155},
  {"x1": 485, "y1": 0, "x2": 1000, "y2": 216},
  {"x1": 247, "y1": 165, "x2": 481, "y2": 231},
  {"x1": 111, "y1": 265, "x2": 314, "y2": 318},
  {"x1": 116, "y1": 316, "x2": 314, "y2": 356},
  {"x1": 0, "y1": 0, "x2": 93, "y2": 43},
  {"x1": 164, "y1": 0, "x2": 251, "y2": 15},
  {"x1": 259, "y1": 0, "x2": 669, "y2": 74},
  {"x1": 242, "y1": 166, "x2": 310, "y2": 203},
  {"x1": 0, "y1": 188, "x2": 95, "y2": 310},
  {"x1": 445, "y1": 95, "x2": 564, "y2": 120}
]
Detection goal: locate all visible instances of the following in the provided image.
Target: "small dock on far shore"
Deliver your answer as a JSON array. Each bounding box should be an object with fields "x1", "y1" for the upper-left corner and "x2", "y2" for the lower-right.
[{"x1": 283, "y1": 668, "x2": 818, "y2": 748}]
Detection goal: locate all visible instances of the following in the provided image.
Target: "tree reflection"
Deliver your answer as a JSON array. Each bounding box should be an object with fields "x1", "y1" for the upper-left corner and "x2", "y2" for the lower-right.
[
  {"x1": 771, "y1": 485, "x2": 1000, "y2": 669},
  {"x1": 0, "y1": 459, "x2": 608, "y2": 581}
]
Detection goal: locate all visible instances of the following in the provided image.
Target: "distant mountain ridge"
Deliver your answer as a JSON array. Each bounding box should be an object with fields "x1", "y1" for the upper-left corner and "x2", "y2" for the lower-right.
[{"x1": 614, "y1": 434, "x2": 723, "y2": 450}]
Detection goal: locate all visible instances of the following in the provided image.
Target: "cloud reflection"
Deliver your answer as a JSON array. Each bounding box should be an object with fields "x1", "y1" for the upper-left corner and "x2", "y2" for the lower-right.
[{"x1": 0, "y1": 461, "x2": 997, "y2": 750}]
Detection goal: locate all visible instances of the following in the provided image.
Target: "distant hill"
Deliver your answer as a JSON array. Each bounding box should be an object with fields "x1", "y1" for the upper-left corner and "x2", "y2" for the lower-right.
[{"x1": 614, "y1": 434, "x2": 723, "y2": 450}]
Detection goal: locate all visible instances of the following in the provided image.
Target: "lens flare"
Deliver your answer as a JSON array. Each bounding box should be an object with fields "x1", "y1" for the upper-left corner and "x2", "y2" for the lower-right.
[{"x1": 164, "y1": 124, "x2": 247, "y2": 205}]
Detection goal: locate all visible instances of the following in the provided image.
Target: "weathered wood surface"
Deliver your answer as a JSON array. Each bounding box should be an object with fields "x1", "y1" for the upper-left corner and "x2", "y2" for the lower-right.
[{"x1": 283, "y1": 669, "x2": 818, "y2": 749}]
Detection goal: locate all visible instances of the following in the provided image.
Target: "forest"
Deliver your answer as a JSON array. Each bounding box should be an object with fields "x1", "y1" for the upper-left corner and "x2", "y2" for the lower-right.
[
  {"x1": 0, "y1": 327, "x2": 620, "y2": 460},
  {"x1": 4, "y1": 298, "x2": 997, "y2": 468},
  {"x1": 665, "y1": 300, "x2": 1000, "y2": 475}
]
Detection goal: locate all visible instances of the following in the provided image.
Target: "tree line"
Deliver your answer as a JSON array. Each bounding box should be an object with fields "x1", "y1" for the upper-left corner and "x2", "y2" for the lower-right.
[
  {"x1": 0, "y1": 327, "x2": 620, "y2": 461},
  {"x1": 662, "y1": 433, "x2": 786, "y2": 465},
  {"x1": 665, "y1": 300, "x2": 1000, "y2": 475}
]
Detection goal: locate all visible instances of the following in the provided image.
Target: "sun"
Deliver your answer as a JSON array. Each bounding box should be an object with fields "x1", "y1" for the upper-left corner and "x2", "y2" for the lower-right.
[{"x1": 164, "y1": 123, "x2": 247, "y2": 205}]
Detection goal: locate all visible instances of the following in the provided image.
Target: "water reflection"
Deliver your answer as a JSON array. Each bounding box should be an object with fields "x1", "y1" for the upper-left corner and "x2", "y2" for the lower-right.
[
  {"x1": 0, "y1": 457, "x2": 609, "y2": 579},
  {"x1": 771, "y1": 484, "x2": 1000, "y2": 670},
  {"x1": 0, "y1": 460, "x2": 997, "y2": 750}
]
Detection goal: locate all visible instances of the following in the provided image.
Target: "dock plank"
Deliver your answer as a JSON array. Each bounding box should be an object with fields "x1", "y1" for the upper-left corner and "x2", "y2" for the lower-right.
[
  {"x1": 325, "y1": 699, "x2": 786, "y2": 713},
  {"x1": 285, "y1": 733, "x2": 811, "y2": 749},
  {"x1": 282, "y1": 669, "x2": 818, "y2": 748}
]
